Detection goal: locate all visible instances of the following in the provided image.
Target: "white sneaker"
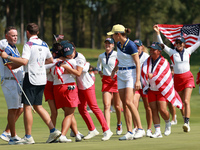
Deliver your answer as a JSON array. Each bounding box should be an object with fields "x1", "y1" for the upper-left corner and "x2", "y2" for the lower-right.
[
  {"x1": 132, "y1": 128, "x2": 137, "y2": 135},
  {"x1": 0, "y1": 131, "x2": 11, "y2": 142},
  {"x1": 75, "y1": 134, "x2": 82, "y2": 142},
  {"x1": 164, "y1": 122, "x2": 171, "y2": 136},
  {"x1": 146, "y1": 129, "x2": 152, "y2": 137},
  {"x1": 46, "y1": 129, "x2": 61, "y2": 143},
  {"x1": 84, "y1": 129, "x2": 99, "y2": 140},
  {"x1": 16, "y1": 136, "x2": 35, "y2": 144},
  {"x1": 8, "y1": 136, "x2": 21, "y2": 145},
  {"x1": 171, "y1": 115, "x2": 177, "y2": 125},
  {"x1": 102, "y1": 129, "x2": 113, "y2": 141},
  {"x1": 116, "y1": 123, "x2": 123, "y2": 135},
  {"x1": 150, "y1": 131, "x2": 162, "y2": 138},
  {"x1": 183, "y1": 123, "x2": 190, "y2": 132},
  {"x1": 70, "y1": 130, "x2": 84, "y2": 138},
  {"x1": 171, "y1": 120, "x2": 177, "y2": 125},
  {"x1": 58, "y1": 135, "x2": 72, "y2": 143},
  {"x1": 14, "y1": 135, "x2": 21, "y2": 141},
  {"x1": 134, "y1": 129, "x2": 145, "y2": 139},
  {"x1": 119, "y1": 132, "x2": 134, "y2": 140}
]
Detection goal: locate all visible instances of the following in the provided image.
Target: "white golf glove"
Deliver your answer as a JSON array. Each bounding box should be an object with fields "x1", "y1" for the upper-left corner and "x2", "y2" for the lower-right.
[{"x1": 0, "y1": 39, "x2": 8, "y2": 51}]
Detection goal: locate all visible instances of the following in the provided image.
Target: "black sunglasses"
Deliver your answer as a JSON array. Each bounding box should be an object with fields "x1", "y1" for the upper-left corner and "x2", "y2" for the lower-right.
[{"x1": 176, "y1": 41, "x2": 182, "y2": 44}]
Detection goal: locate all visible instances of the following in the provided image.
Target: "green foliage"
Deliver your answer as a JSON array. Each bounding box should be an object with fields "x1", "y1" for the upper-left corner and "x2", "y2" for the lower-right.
[{"x1": 1, "y1": 0, "x2": 200, "y2": 48}]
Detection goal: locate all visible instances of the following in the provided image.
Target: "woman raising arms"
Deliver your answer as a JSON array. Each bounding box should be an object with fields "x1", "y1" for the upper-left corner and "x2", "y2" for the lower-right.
[{"x1": 154, "y1": 24, "x2": 200, "y2": 132}]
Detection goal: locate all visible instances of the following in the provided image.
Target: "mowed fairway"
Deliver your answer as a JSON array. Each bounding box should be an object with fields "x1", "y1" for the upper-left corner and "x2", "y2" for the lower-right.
[{"x1": 0, "y1": 47, "x2": 200, "y2": 150}]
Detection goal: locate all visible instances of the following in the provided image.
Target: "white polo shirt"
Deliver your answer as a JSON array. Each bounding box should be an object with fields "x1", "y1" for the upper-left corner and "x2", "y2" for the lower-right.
[
  {"x1": 74, "y1": 52, "x2": 94, "y2": 90},
  {"x1": 157, "y1": 34, "x2": 200, "y2": 74},
  {"x1": 22, "y1": 36, "x2": 52, "y2": 85},
  {"x1": 97, "y1": 50, "x2": 118, "y2": 76}
]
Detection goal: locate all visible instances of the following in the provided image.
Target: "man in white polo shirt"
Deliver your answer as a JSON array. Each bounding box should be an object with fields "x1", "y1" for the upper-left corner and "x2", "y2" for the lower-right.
[{"x1": 0, "y1": 23, "x2": 61, "y2": 144}]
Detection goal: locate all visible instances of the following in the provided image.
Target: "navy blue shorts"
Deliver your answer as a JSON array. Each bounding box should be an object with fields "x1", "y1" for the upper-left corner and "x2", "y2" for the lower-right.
[{"x1": 22, "y1": 73, "x2": 45, "y2": 105}]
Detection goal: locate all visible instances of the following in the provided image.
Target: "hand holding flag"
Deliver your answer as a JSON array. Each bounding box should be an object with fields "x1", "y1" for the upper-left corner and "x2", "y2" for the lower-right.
[
  {"x1": 157, "y1": 24, "x2": 200, "y2": 48},
  {"x1": 53, "y1": 34, "x2": 64, "y2": 42}
]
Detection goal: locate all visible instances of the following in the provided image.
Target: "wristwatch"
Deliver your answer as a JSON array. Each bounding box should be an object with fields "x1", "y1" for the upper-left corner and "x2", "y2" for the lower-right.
[{"x1": 7, "y1": 55, "x2": 11, "y2": 60}]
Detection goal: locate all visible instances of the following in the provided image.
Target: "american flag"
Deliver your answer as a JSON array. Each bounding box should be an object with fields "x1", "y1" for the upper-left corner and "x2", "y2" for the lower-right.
[
  {"x1": 53, "y1": 34, "x2": 64, "y2": 42},
  {"x1": 158, "y1": 24, "x2": 200, "y2": 48},
  {"x1": 141, "y1": 56, "x2": 183, "y2": 109}
]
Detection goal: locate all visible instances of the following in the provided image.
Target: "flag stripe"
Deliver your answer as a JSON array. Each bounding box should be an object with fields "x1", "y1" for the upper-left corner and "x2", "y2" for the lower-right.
[
  {"x1": 141, "y1": 56, "x2": 183, "y2": 109},
  {"x1": 158, "y1": 24, "x2": 200, "y2": 48}
]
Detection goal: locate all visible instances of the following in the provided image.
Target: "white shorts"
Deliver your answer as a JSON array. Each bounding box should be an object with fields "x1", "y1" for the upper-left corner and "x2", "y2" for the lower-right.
[
  {"x1": 1, "y1": 79, "x2": 23, "y2": 109},
  {"x1": 117, "y1": 69, "x2": 136, "y2": 89}
]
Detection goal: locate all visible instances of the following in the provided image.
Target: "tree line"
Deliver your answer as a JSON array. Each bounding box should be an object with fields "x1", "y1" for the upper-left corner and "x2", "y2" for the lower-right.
[{"x1": 0, "y1": 0, "x2": 200, "y2": 49}]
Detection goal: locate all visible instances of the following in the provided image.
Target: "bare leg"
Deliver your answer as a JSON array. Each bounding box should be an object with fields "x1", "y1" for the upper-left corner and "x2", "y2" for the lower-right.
[
  {"x1": 33, "y1": 105, "x2": 54, "y2": 131},
  {"x1": 70, "y1": 114, "x2": 78, "y2": 135},
  {"x1": 119, "y1": 88, "x2": 132, "y2": 132},
  {"x1": 102, "y1": 92, "x2": 112, "y2": 128},
  {"x1": 61, "y1": 107, "x2": 76, "y2": 135},
  {"x1": 113, "y1": 92, "x2": 122, "y2": 125},
  {"x1": 142, "y1": 97, "x2": 152, "y2": 130},
  {"x1": 47, "y1": 100, "x2": 58, "y2": 127}
]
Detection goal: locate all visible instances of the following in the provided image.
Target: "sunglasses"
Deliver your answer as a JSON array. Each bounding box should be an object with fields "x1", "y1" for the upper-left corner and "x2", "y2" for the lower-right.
[{"x1": 176, "y1": 41, "x2": 182, "y2": 44}]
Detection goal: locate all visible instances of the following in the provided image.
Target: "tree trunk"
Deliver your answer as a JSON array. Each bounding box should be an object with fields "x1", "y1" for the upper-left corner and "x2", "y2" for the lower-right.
[
  {"x1": 79, "y1": 7, "x2": 85, "y2": 47},
  {"x1": 20, "y1": 1, "x2": 24, "y2": 44},
  {"x1": 59, "y1": 0, "x2": 63, "y2": 35},
  {"x1": 40, "y1": 3, "x2": 44, "y2": 40},
  {"x1": 52, "y1": 6, "x2": 56, "y2": 43},
  {"x1": 135, "y1": 0, "x2": 141, "y2": 39},
  {"x1": 90, "y1": 8, "x2": 96, "y2": 49},
  {"x1": 13, "y1": 0, "x2": 18, "y2": 26},
  {"x1": 6, "y1": 0, "x2": 11, "y2": 26},
  {"x1": 72, "y1": 2, "x2": 78, "y2": 46},
  {"x1": 97, "y1": 4, "x2": 102, "y2": 49}
]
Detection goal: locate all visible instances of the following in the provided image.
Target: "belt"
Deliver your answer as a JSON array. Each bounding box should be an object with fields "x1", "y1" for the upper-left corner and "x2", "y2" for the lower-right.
[
  {"x1": 4, "y1": 77, "x2": 15, "y2": 80},
  {"x1": 118, "y1": 66, "x2": 136, "y2": 70}
]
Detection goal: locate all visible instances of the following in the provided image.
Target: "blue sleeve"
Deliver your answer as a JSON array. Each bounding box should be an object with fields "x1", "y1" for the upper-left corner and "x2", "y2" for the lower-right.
[
  {"x1": 126, "y1": 41, "x2": 138, "y2": 55},
  {"x1": 4, "y1": 47, "x2": 12, "y2": 55}
]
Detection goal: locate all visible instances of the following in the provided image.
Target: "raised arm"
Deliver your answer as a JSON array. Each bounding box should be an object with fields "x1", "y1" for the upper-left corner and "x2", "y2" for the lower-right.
[
  {"x1": 186, "y1": 40, "x2": 200, "y2": 54},
  {"x1": 153, "y1": 24, "x2": 173, "y2": 56}
]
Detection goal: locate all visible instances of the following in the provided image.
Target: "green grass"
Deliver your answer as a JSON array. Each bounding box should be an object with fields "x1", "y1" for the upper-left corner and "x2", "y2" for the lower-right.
[{"x1": 0, "y1": 47, "x2": 200, "y2": 149}]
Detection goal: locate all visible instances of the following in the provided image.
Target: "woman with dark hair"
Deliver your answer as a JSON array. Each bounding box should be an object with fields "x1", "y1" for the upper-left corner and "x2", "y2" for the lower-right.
[
  {"x1": 154, "y1": 24, "x2": 200, "y2": 132},
  {"x1": 108, "y1": 24, "x2": 144, "y2": 140},
  {"x1": 141, "y1": 42, "x2": 173, "y2": 138},
  {"x1": 97, "y1": 38, "x2": 122, "y2": 135}
]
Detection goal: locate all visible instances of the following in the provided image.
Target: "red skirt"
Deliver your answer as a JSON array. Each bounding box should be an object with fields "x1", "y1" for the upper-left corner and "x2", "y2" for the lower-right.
[
  {"x1": 101, "y1": 75, "x2": 118, "y2": 93},
  {"x1": 135, "y1": 89, "x2": 148, "y2": 98},
  {"x1": 174, "y1": 71, "x2": 195, "y2": 92},
  {"x1": 44, "y1": 81, "x2": 54, "y2": 101},
  {"x1": 53, "y1": 82, "x2": 80, "y2": 109}
]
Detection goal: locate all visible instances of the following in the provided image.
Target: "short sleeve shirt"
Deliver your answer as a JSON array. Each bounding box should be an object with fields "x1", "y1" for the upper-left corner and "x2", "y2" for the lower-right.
[
  {"x1": 22, "y1": 36, "x2": 52, "y2": 85},
  {"x1": 116, "y1": 38, "x2": 138, "y2": 67}
]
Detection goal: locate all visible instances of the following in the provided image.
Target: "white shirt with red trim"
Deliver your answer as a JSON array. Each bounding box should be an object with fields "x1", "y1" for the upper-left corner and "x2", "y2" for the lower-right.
[
  {"x1": 157, "y1": 34, "x2": 200, "y2": 74},
  {"x1": 51, "y1": 59, "x2": 77, "y2": 85},
  {"x1": 97, "y1": 50, "x2": 118, "y2": 76},
  {"x1": 74, "y1": 52, "x2": 94, "y2": 90},
  {"x1": 22, "y1": 36, "x2": 52, "y2": 85}
]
